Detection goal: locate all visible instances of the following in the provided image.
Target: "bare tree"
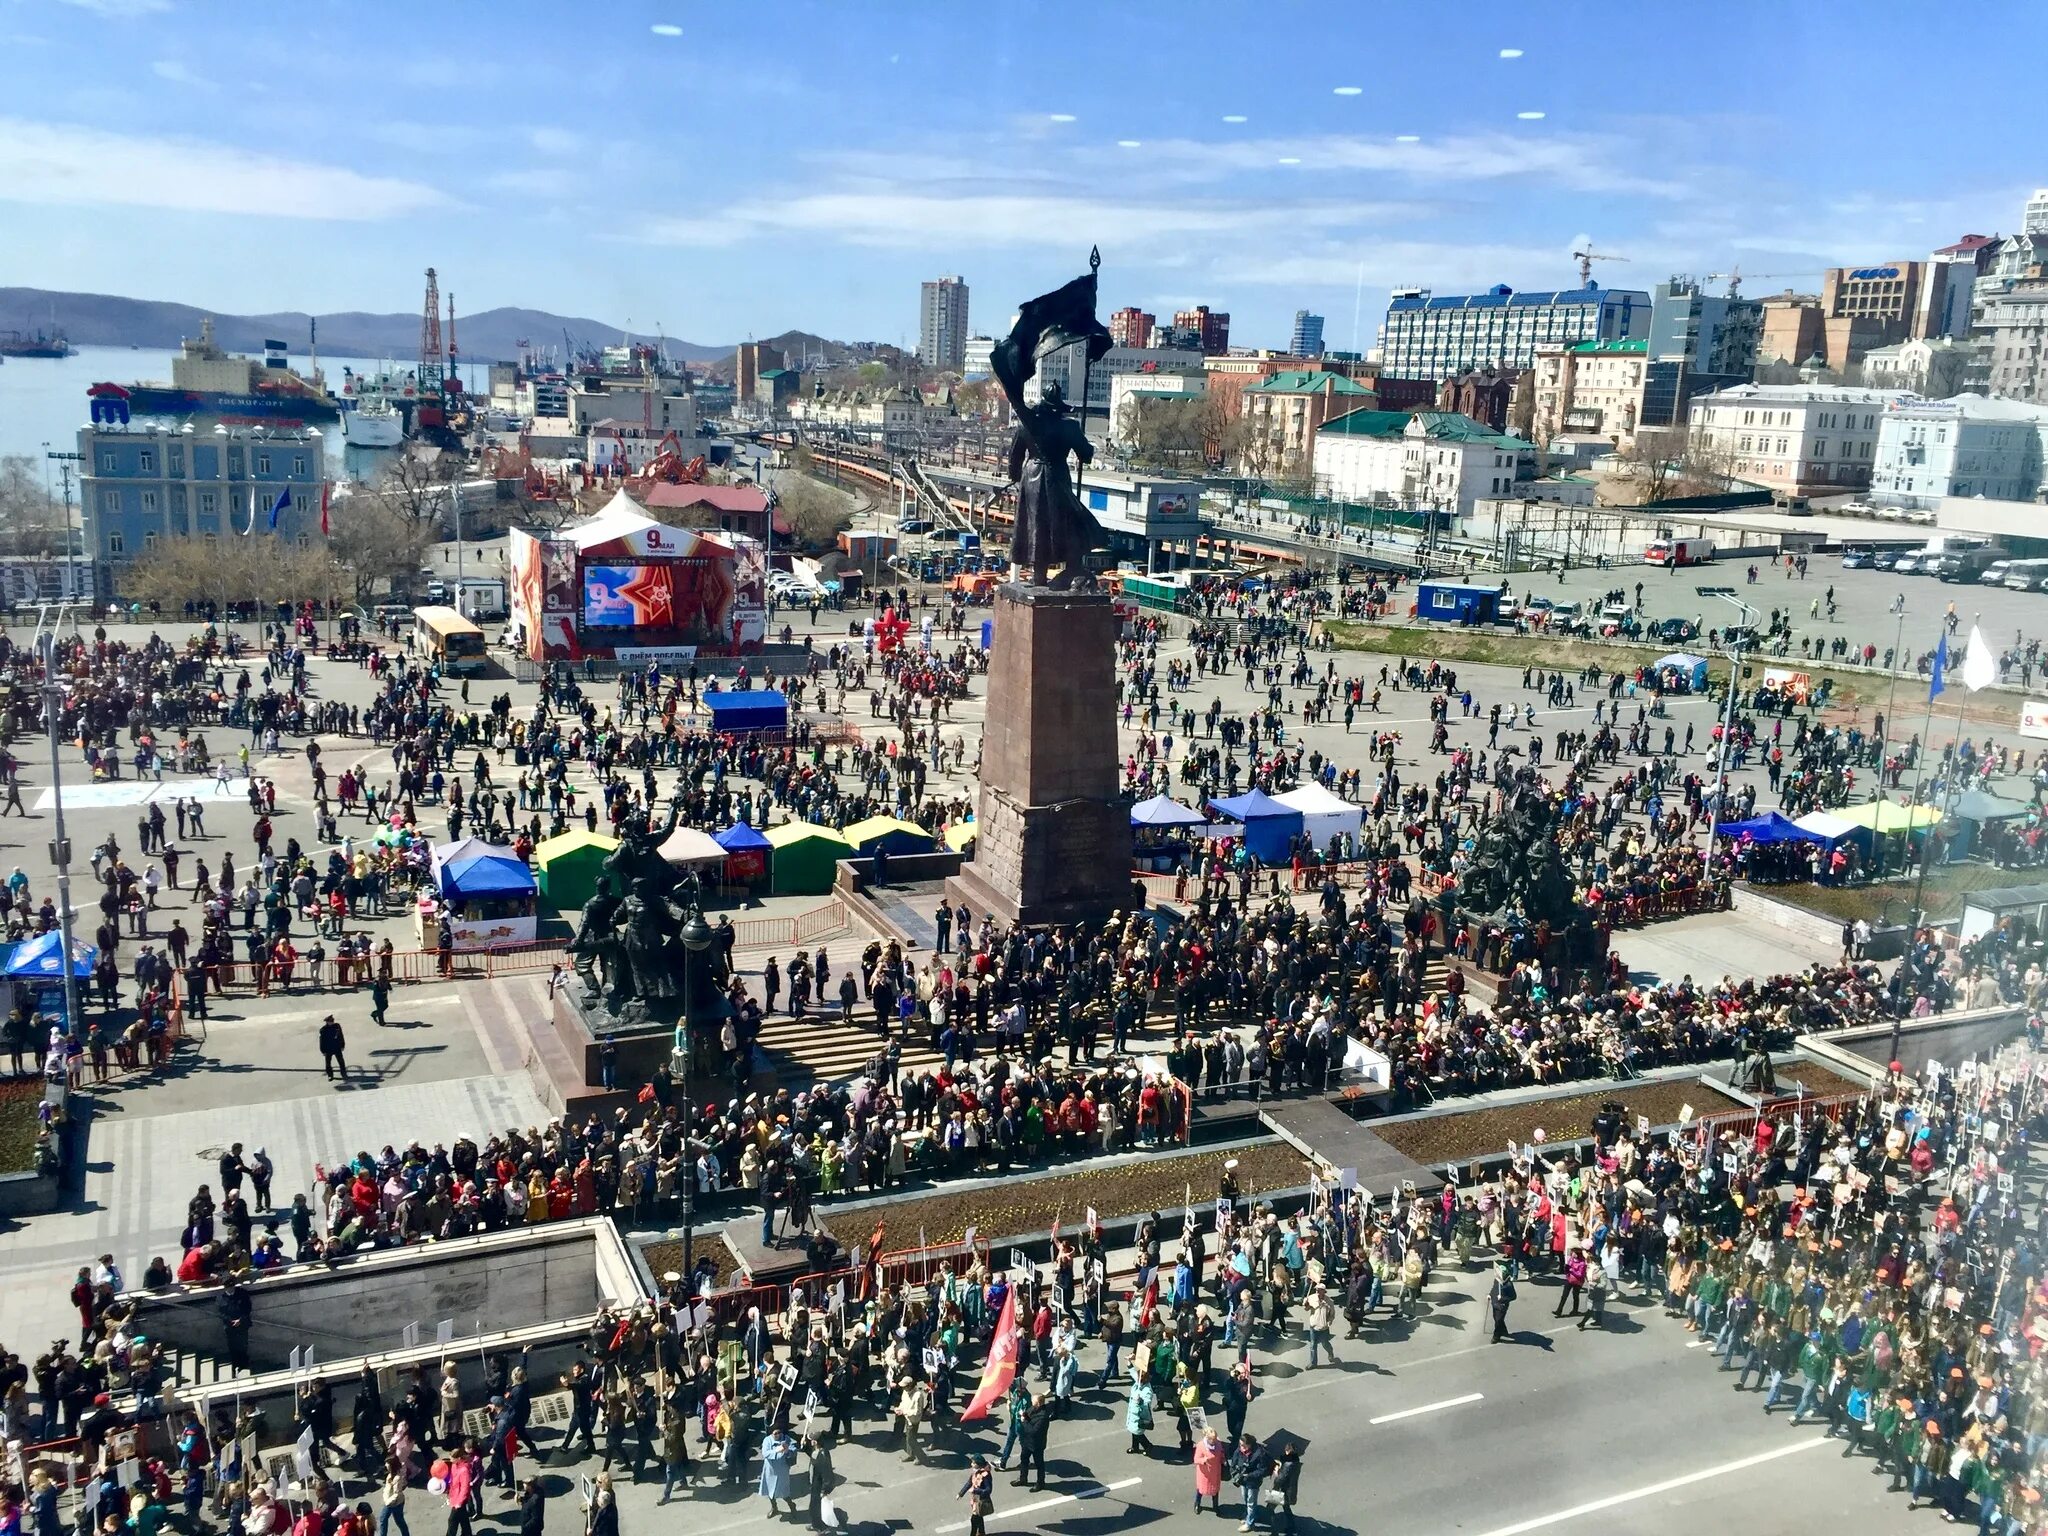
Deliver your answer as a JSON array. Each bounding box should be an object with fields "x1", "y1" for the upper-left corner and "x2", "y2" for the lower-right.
[
  {"x1": 1608, "y1": 425, "x2": 1741, "y2": 506},
  {"x1": 327, "y1": 495, "x2": 433, "y2": 602},
  {"x1": 0, "y1": 455, "x2": 74, "y2": 558},
  {"x1": 775, "y1": 473, "x2": 850, "y2": 549},
  {"x1": 376, "y1": 447, "x2": 461, "y2": 528}
]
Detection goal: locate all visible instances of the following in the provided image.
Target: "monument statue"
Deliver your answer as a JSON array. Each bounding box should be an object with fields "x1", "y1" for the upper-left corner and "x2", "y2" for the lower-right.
[
  {"x1": 991, "y1": 249, "x2": 1115, "y2": 587},
  {"x1": 1458, "y1": 788, "x2": 1579, "y2": 932},
  {"x1": 944, "y1": 251, "x2": 1137, "y2": 930},
  {"x1": 566, "y1": 792, "x2": 703, "y2": 1014}
]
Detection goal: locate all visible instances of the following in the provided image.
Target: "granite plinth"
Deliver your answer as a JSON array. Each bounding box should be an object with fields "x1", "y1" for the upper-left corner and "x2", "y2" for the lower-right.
[{"x1": 945, "y1": 583, "x2": 1133, "y2": 929}]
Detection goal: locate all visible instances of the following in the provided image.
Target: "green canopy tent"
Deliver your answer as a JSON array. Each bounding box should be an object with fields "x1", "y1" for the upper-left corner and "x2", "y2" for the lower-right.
[
  {"x1": 764, "y1": 822, "x2": 851, "y2": 895},
  {"x1": 534, "y1": 830, "x2": 620, "y2": 912}
]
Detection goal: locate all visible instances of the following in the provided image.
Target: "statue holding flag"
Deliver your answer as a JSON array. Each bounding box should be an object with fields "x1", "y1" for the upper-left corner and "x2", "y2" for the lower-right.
[{"x1": 991, "y1": 249, "x2": 1114, "y2": 588}]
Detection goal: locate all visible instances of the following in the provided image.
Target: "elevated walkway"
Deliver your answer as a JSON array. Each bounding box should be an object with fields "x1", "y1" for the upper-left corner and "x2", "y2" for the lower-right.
[{"x1": 1258, "y1": 1097, "x2": 1445, "y2": 1198}]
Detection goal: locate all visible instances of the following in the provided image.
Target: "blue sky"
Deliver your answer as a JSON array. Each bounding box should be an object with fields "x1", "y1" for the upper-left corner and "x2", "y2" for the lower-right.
[{"x1": 2, "y1": 0, "x2": 2044, "y2": 353}]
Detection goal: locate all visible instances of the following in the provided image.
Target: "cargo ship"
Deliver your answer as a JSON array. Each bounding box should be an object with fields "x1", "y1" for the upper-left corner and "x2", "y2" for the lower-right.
[
  {"x1": 89, "y1": 318, "x2": 339, "y2": 425},
  {"x1": 0, "y1": 327, "x2": 72, "y2": 358}
]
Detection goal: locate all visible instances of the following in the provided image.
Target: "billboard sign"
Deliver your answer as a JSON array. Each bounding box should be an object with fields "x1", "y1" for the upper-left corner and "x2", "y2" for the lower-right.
[{"x1": 2021, "y1": 700, "x2": 2048, "y2": 741}]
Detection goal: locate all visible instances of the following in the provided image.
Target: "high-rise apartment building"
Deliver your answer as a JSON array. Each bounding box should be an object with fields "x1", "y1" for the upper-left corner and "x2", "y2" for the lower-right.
[
  {"x1": 919, "y1": 276, "x2": 970, "y2": 371},
  {"x1": 1172, "y1": 306, "x2": 1231, "y2": 355},
  {"x1": 1817, "y1": 259, "x2": 1943, "y2": 370},
  {"x1": 1378, "y1": 283, "x2": 1649, "y2": 381},
  {"x1": 1290, "y1": 310, "x2": 1326, "y2": 357},
  {"x1": 1109, "y1": 307, "x2": 1156, "y2": 349},
  {"x1": 2027, "y1": 189, "x2": 2048, "y2": 236},
  {"x1": 1647, "y1": 280, "x2": 1761, "y2": 377}
]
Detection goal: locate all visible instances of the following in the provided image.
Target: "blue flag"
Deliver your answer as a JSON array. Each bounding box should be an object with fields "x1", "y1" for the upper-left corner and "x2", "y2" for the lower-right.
[
  {"x1": 1929, "y1": 629, "x2": 1948, "y2": 700},
  {"x1": 267, "y1": 486, "x2": 292, "y2": 530}
]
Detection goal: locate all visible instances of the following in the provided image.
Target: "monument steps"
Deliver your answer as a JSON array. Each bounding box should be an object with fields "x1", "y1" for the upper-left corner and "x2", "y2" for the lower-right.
[{"x1": 749, "y1": 1010, "x2": 945, "y2": 1087}]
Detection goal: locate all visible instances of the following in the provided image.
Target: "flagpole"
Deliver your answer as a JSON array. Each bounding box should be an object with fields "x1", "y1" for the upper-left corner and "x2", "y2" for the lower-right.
[{"x1": 1891, "y1": 623, "x2": 1946, "y2": 1061}]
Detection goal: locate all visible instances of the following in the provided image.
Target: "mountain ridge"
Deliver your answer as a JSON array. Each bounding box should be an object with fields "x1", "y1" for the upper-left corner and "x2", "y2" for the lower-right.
[{"x1": 0, "y1": 287, "x2": 738, "y2": 363}]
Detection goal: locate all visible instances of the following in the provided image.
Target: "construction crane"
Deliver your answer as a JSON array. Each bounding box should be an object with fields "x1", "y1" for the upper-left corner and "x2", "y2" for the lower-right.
[
  {"x1": 1570, "y1": 246, "x2": 1629, "y2": 286},
  {"x1": 1701, "y1": 266, "x2": 1823, "y2": 299}
]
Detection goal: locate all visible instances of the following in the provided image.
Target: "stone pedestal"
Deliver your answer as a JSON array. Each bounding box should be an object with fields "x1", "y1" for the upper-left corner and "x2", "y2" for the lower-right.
[{"x1": 946, "y1": 583, "x2": 1134, "y2": 928}]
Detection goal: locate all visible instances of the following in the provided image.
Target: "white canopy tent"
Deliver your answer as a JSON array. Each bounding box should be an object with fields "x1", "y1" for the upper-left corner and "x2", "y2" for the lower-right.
[
  {"x1": 1273, "y1": 782, "x2": 1364, "y2": 847},
  {"x1": 657, "y1": 825, "x2": 729, "y2": 867}
]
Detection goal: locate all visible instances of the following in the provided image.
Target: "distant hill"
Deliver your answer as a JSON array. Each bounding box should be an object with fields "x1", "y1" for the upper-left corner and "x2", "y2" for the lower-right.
[{"x1": 0, "y1": 287, "x2": 735, "y2": 363}]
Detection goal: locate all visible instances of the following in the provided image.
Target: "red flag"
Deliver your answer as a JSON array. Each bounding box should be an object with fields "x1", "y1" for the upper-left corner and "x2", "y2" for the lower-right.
[
  {"x1": 319, "y1": 481, "x2": 332, "y2": 536},
  {"x1": 959, "y1": 1288, "x2": 1018, "y2": 1422},
  {"x1": 857, "y1": 1219, "x2": 887, "y2": 1300}
]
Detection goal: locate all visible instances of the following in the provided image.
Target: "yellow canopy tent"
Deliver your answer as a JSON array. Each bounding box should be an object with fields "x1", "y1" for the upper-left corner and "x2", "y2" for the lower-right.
[
  {"x1": 533, "y1": 830, "x2": 620, "y2": 910},
  {"x1": 840, "y1": 815, "x2": 936, "y2": 856},
  {"x1": 1833, "y1": 801, "x2": 1942, "y2": 833}
]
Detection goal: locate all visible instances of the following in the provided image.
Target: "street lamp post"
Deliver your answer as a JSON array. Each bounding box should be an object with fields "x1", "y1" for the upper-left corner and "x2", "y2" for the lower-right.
[
  {"x1": 1871, "y1": 594, "x2": 1907, "y2": 881},
  {"x1": 1696, "y1": 586, "x2": 1758, "y2": 859},
  {"x1": 37, "y1": 628, "x2": 85, "y2": 1043},
  {"x1": 677, "y1": 907, "x2": 716, "y2": 1290}
]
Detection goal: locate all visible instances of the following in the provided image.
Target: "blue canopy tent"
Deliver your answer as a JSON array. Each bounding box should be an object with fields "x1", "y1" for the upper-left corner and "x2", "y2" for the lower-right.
[
  {"x1": 1207, "y1": 789, "x2": 1304, "y2": 863},
  {"x1": 432, "y1": 838, "x2": 538, "y2": 899},
  {"x1": 1653, "y1": 652, "x2": 1711, "y2": 692},
  {"x1": 431, "y1": 838, "x2": 538, "y2": 949},
  {"x1": 705, "y1": 689, "x2": 789, "y2": 735},
  {"x1": 713, "y1": 820, "x2": 774, "y2": 887},
  {"x1": 714, "y1": 822, "x2": 773, "y2": 854},
  {"x1": 1714, "y1": 811, "x2": 1827, "y2": 845},
  {"x1": 1130, "y1": 794, "x2": 1207, "y2": 828},
  {"x1": 4, "y1": 931, "x2": 96, "y2": 978}
]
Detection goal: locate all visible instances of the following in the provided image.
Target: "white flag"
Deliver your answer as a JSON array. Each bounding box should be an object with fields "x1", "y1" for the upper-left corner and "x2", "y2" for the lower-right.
[{"x1": 1962, "y1": 625, "x2": 1997, "y2": 692}]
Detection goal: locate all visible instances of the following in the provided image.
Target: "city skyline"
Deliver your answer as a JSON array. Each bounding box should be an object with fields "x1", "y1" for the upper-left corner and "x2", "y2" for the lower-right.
[{"x1": 1, "y1": 0, "x2": 2044, "y2": 353}]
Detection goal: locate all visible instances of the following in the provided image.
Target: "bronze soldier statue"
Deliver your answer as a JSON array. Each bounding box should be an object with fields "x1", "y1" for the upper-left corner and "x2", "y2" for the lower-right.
[{"x1": 990, "y1": 250, "x2": 1115, "y2": 588}]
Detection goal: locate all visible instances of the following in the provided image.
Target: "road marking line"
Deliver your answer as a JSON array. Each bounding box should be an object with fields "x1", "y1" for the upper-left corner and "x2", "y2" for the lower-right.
[
  {"x1": 1368, "y1": 1391, "x2": 1483, "y2": 1424},
  {"x1": 933, "y1": 1476, "x2": 1141, "y2": 1533},
  {"x1": 1467, "y1": 1437, "x2": 1828, "y2": 1536}
]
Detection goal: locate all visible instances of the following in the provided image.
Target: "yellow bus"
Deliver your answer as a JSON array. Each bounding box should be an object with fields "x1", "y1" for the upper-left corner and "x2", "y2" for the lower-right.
[{"x1": 414, "y1": 605, "x2": 488, "y2": 676}]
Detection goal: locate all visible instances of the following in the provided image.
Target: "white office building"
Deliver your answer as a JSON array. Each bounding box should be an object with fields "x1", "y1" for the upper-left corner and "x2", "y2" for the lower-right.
[
  {"x1": 1378, "y1": 283, "x2": 1649, "y2": 379},
  {"x1": 1687, "y1": 382, "x2": 1914, "y2": 495},
  {"x1": 1869, "y1": 395, "x2": 2048, "y2": 509}
]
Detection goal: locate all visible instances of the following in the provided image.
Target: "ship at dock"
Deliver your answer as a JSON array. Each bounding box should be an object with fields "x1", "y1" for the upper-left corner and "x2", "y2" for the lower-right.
[
  {"x1": 0, "y1": 327, "x2": 72, "y2": 358},
  {"x1": 91, "y1": 318, "x2": 340, "y2": 425}
]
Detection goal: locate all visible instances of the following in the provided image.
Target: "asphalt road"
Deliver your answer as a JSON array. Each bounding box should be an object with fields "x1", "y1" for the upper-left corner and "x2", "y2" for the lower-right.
[
  {"x1": 531, "y1": 1256, "x2": 1926, "y2": 1536},
  {"x1": 1511, "y1": 547, "x2": 2048, "y2": 691}
]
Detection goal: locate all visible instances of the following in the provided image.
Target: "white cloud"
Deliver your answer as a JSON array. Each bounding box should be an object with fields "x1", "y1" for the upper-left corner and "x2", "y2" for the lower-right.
[
  {"x1": 485, "y1": 167, "x2": 580, "y2": 198},
  {"x1": 634, "y1": 187, "x2": 1425, "y2": 251},
  {"x1": 150, "y1": 58, "x2": 213, "y2": 90},
  {"x1": 526, "y1": 127, "x2": 582, "y2": 156},
  {"x1": 1106, "y1": 129, "x2": 1678, "y2": 198},
  {"x1": 1499, "y1": 48, "x2": 1524, "y2": 59},
  {"x1": 1211, "y1": 238, "x2": 1574, "y2": 291},
  {"x1": 0, "y1": 117, "x2": 447, "y2": 220},
  {"x1": 56, "y1": 0, "x2": 169, "y2": 15},
  {"x1": 1516, "y1": 111, "x2": 1546, "y2": 120},
  {"x1": 650, "y1": 22, "x2": 682, "y2": 36}
]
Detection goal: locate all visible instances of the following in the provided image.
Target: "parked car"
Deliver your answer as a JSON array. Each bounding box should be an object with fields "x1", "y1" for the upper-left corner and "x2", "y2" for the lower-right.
[
  {"x1": 1979, "y1": 560, "x2": 2014, "y2": 586},
  {"x1": 1598, "y1": 603, "x2": 1640, "y2": 638},
  {"x1": 1893, "y1": 553, "x2": 1926, "y2": 575},
  {"x1": 1523, "y1": 594, "x2": 1556, "y2": 616},
  {"x1": 1840, "y1": 547, "x2": 1874, "y2": 569},
  {"x1": 1649, "y1": 616, "x2": 1699, "y2": 643},
  {"x1": 1872, "y1": 549, "x2": 1903, "y2": 570}
]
